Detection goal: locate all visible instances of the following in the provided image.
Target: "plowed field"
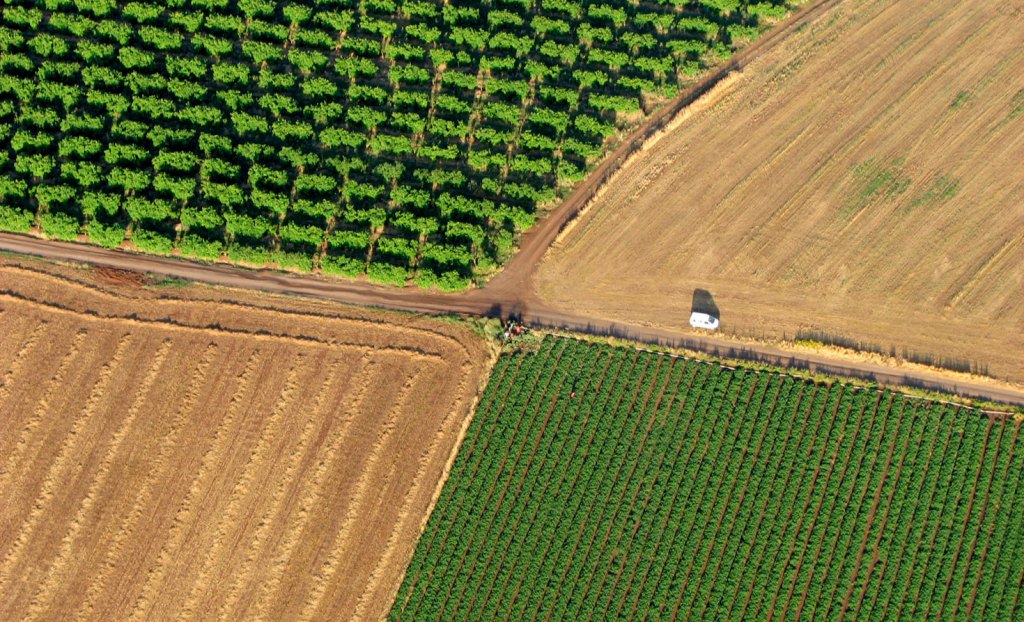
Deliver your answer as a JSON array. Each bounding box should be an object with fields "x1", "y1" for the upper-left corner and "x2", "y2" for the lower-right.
[
  {"x1": 0, "y1": 259, "x2": 488, "y2": 621},
  {"x1": 538, "y1": 0, "x2": 1024, "y2": 383}
]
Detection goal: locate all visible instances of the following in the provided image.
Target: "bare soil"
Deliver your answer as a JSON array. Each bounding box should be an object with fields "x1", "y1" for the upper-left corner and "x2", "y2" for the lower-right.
[
  {"x1": 0, "y1": 258, "x2": 488, "y2": 621},
  {"x1": 538, "y1": 0, "x2": 1024, "y2": 384}
]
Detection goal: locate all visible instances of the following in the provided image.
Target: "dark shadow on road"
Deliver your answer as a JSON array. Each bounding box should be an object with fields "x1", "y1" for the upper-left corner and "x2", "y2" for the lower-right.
[{"x1": 484, "y1": 302, "x2": 504, "y2": 319}]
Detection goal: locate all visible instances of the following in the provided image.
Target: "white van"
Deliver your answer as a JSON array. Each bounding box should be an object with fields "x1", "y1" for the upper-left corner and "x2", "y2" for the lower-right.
[{"x1": 689, "y1": 312, "x2": 720, "y2": 331}]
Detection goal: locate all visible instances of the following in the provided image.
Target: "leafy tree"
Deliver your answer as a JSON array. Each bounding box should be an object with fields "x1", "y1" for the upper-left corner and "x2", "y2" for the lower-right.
[
  {"x1": 122, "y1": 2, "x2": 164, "y2": 23},
  {"x1": 118, "y1": 47, "x2": 154, "y2": 69},
  {"x1": 0, "y1": 205, "x2": 34, "y2": 233},
  {"x1": 347, "y1": 106, "x2": 387, "y2": 131},
  {"x1": 199, "y1": 133, "x2": 233, "y2": 155},
  {"x1": 131, "y1": 95, "x2": 177, "y2": 120},
  {"x1": 153, "y1": 174, "x2": 197, "y2": 201},
  {"x1": 153, "y1": 151, "x2": 199, "y2": 173},
  {"x1": 259, "y1": 93, "x2": 299, "y2": 117},
  {"x1": 699, "y1": 0, "x2": 742, "y2": 15},
  {"x1": 279, "y1": 222, "x2": 323, "y2": 245},
  {"x1": 368, "y1": 133, "x2": 413, "y2": 156},
  {"x1": 250, "y1": 189, "x2": 290, "y2": 216},
  {"x1": 178, "y1": 105, "x2": 223, "y2": 128},
  {"x1": 227, "y1": 243, "x2": 271, "y2": 265},
  {"x1": 61, "y1": 161, "x2": 104, "y2": 188},
  {"x1": 272, "y1": 120, "x2": 314, "y2": 142},
  {"x1": 294, "y1": 174, "x2": 337, "y2": 194},
  {"x1": 81, "y1": 192, "x2": 121, "y2": 218},
  {"x1": 131, "y1": 227, "x2": 174, "y2": 254},
  {"x1": 4, "y1": 6, "x2": 44, "y2": 29},
  {"x1": 180, "y1": 206, "x2": 224, "y2": 229},
  {"x1": 33, "y1": 184, "x2": 76, "y2": 208},
  {"x1": 321, "y1": 254, "x2": 364, "y2": 277},
  {"x1": 104, "y1": 143, "x2": 149, "y2": 165},
  {"x1": 277, "y1": 146, "x2": 319, "y2": 170},
  {"x1": 14, "y1": 154, "x2": 55, "y2": 180},
  {"x1": 291, "y1": 198, "x2": 335, "y2": 219},
  {"x1": 199, "y1": 157, "x2": 240, "y2": 182},
  {"x1": 194, "y1": 33, "x2": 234, "y2": 59},
  {"x1": 212, "y1": 63, "x2": 250, "y2": 85},
  {"x1": 86, "y1": 220, "x2": 126, "y2": 247},
  {"x1": 138, "y1": 26, "x2": 183, "y2": 50},
  {"x1": 242, "y1": 40, "x2": 283, "y2": 64},
  {"x1": 224, "y1": 211, "x2": 271, "y2": 239},
  {"x1": 328, "y1": 228, "x2": 371, "y2": 250},
  {"x1": 302, "y1": 77, "x2": 338, "y2": 98},
  {"x1": 201, "y1": 180, "x2": 245, "y2": 208},
  {"x1": 366, "y1": 261, "x2": 408, "y2": 286},
  {"x1": 232, "y1": 112, "x2": 269, "y2": 135},
  {"x1": 272, "y1": 251, "x2": 313, "y2": 271},
  {"x1": 320, "y1": 128, "x2": 367, "y2": 150},
  {"x1": 27, "y1": 33, "x2": 70, "y2": 57},
  {"x1": 125, "y1": 197, "x2": 174, "y2": 222},
  {"x1": 179, "y1": 233, "x2": 223, "y2": 259},
  {"x1": 168, "y1": 10, "x2": 205, "y2": 33},
  {"x1": 40, "y1": 211, "x2": 81, "y2": 240},
  {"x1": 306, "y1": 102, "x2": 345, "y2": 125}
]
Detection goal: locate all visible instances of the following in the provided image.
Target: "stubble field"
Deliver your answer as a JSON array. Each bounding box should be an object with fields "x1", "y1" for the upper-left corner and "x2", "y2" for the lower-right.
[
  {"x1": 0, "y1": 259, "x2": 488, "y2": 621},
  {"x1": 538, "y1": 0, "x2": 1024, "y2": 384}
]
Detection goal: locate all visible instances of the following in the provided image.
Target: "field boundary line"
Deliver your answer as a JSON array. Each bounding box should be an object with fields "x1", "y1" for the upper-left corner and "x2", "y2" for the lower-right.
[
  {"x1": 534, "y1": 331, "x2": 1020, "y2": 417},
  {"x1": 0, "y1": 289, "x2": 442, "y2": 361}
]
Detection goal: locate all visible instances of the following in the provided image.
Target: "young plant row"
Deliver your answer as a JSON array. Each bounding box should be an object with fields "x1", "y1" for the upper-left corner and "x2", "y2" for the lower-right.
[{"x1": 391, "y1": 337, "x2": 1024, "y2": 619}]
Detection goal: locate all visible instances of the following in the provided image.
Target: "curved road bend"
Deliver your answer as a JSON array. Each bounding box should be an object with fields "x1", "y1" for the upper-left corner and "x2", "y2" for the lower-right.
[{"x1": 2, "y1": 234, "x2": 1023, "y2": 408}]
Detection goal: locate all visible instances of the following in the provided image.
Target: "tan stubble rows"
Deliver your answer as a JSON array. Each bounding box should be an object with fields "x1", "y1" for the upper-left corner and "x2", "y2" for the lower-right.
[{"x1": 0, "y1": 261, "x2": 488, "y2": 621}]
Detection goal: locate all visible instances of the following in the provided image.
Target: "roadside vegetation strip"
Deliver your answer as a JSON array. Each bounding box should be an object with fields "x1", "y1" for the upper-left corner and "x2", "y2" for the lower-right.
[
  {"x1": 0, "y1": 0, "x2": 790, "y2": 289},
  {"x1": 390, "y1": 336, "x2": 1024, "y2": 620}
]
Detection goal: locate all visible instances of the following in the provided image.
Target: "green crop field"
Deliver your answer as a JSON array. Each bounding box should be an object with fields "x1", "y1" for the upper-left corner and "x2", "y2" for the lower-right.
[
  {"x1": 0, "y1": 0, "x2": 786, "y2": 289},
  {"x1": 391, "y1": 337, "x2": 1024, "y2": 620}
]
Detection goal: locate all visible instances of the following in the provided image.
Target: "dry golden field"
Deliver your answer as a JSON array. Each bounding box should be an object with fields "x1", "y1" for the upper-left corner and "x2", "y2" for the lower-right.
[
  {"x1": 538, "y1": 0, "x2": 1024, "y2": 384},
  {"x1": 0, "y1": 259, "x2": 488, "y2": 621}
]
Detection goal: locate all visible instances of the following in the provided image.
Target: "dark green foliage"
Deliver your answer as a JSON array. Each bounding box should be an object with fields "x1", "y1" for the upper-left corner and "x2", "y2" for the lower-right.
[
  {"x1": 393, "y1": 337, "x2": 1024, "y2": 620},
  {"x1": 85, "y1": 219, "x2": 125, "y2": 247},
  {"x1": 39, "y1": 210, "x2": 80, "y2": 240},
  {"x1": 0, "y1": 0, "x2": 786, "y2": 288}
]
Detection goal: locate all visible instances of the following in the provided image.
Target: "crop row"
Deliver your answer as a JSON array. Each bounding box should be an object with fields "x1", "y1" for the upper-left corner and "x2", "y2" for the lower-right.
[
  {"x1": 0, "y1": 0, "x2": 787, "y2": 288},
  {"x1": 390, "y1": 337, "x2": 1024, "y2": 619}
]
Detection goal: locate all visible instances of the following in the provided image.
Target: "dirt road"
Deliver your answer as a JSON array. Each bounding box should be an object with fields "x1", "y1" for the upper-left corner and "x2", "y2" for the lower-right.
[{"x1": 2, "y1": 233, "x2": 1022, "y2": 407}]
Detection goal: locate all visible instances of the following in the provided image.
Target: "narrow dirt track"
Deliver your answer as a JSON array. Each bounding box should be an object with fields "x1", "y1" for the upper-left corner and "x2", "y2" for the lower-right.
[
  {"x1": 2, "y1": 0, "x2": 1021, "y2": 407},
  {"x1": 3, "y1": 233, "x2": 1022, "y2": 408}
]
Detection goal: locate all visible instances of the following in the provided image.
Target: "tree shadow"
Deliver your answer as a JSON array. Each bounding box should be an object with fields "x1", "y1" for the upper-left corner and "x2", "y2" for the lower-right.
[{"x1": 691, "y1": 288, "x2": 720, "y2": 319}]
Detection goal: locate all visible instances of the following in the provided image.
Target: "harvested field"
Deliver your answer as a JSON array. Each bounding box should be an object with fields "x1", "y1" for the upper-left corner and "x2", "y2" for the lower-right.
[
  {"x1": 0, "y1": 258, "x2": 489, "y2": 621},
  {"x1": 538, "y1": 0, "x2": 1024, "y2": 384}
]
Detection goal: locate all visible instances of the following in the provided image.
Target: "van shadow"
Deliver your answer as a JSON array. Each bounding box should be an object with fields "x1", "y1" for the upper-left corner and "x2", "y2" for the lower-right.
[{"x1": 691, "y1": 288, "x2": 720, "y2": 320}]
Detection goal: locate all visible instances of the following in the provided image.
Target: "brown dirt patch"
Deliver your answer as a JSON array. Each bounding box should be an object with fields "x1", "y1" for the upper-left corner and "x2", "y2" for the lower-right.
[
  {"x1": 538, "y1": 0, "x2": 1024, "y2": 384},
  {"x1": 0, "y1": 258, "x2": 489, "y2": 621}
]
